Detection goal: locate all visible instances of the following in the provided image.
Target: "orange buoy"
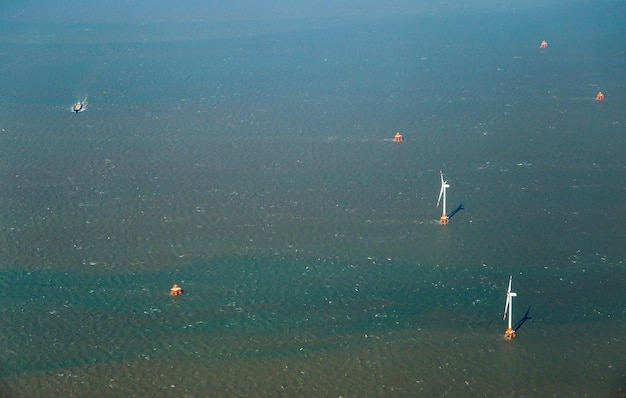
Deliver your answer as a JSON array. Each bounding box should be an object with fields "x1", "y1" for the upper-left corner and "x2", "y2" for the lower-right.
[
  {"x1": 596, "y1": 91, "x2": 604, "y2": 101},
  {"x1": 393, "y1": 132, "x2": 403, "y2": 142},
  {"x1": 170, "y1": 284, "x2": 183, "y2": 296},
  {"x1": 540, "y1": 40, "x2": 548, "y2": 49}
]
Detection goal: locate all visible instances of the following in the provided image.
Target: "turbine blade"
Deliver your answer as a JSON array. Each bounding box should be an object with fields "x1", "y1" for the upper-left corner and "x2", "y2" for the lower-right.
[
  {"x1": 437, "y1": 186, "x2": 444, "y2": 207},
  {"x1": 440, "y1": 169, "x2": 445, "y2": 184},
  {"x1": 503, "y1": 295, "x2": 510, "y2": 320}
]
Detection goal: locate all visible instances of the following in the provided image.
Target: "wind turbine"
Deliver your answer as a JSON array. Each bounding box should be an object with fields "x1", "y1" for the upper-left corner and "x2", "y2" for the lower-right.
[
  {"x1": 503, "y1": 275, "x2": 517, "y2": 340},
  {"x1": 436, "y1": 169, "x2": 450, "y2": 224}
]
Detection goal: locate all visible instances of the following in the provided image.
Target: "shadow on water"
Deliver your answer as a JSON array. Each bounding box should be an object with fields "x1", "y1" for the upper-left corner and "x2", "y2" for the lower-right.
[
  {"x1": 448, "y1": 202, "x2": 465, "y2": 219},
  {"x1": 514, "y1": 305, "x2": 533, "y2": 333}
]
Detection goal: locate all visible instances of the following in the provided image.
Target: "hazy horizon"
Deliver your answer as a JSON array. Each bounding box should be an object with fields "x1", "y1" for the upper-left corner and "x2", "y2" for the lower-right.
[{"x1": 1, "y1": 0, "x2": 606, "y2": 24}]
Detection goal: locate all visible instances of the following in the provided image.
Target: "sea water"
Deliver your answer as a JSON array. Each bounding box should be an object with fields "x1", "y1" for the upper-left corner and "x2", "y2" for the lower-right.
[{"x1": 0, "y1": 2, "x2": 624, "y2": 397}]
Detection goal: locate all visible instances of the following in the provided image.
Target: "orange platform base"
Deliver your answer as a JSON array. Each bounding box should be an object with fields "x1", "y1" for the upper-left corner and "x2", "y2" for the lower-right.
[
  {"x1": 170, "y1": 284, "x2": 183, "y2": 296},
  {"x1": 504, "y1": 328, "x2": 517, "y2": 340}
]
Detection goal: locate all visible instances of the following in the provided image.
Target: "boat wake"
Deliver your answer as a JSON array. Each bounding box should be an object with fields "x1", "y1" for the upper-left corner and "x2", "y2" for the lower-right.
[{"x1": 71, "y1": 96, "x2": 88, "y2": 113}]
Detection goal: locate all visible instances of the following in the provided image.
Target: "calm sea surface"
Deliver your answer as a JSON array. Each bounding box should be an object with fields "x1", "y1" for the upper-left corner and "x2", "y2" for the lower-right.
[{"x1": 0, "y1": 3, "x2": 624, "y2": 397}]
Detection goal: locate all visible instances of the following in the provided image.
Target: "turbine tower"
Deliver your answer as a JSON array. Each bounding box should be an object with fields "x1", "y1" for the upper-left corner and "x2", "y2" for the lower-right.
[
  {"x1": 437, "y1": 170, "x2": 450, "y2": 224},
  {"x1": 503, "y1": 275, "x2": 517, "y2": 340}
]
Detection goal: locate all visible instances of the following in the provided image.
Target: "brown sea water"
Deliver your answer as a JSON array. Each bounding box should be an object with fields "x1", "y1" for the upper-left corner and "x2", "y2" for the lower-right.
[{"x1": 0, "y1": 3, "x2": 624, "y2": 397}]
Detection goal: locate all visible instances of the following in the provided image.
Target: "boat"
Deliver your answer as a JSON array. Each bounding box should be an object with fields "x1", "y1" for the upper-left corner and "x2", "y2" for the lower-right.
[{"x1": 73, "y1": 102, "x2": 84, "y2": 113}]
